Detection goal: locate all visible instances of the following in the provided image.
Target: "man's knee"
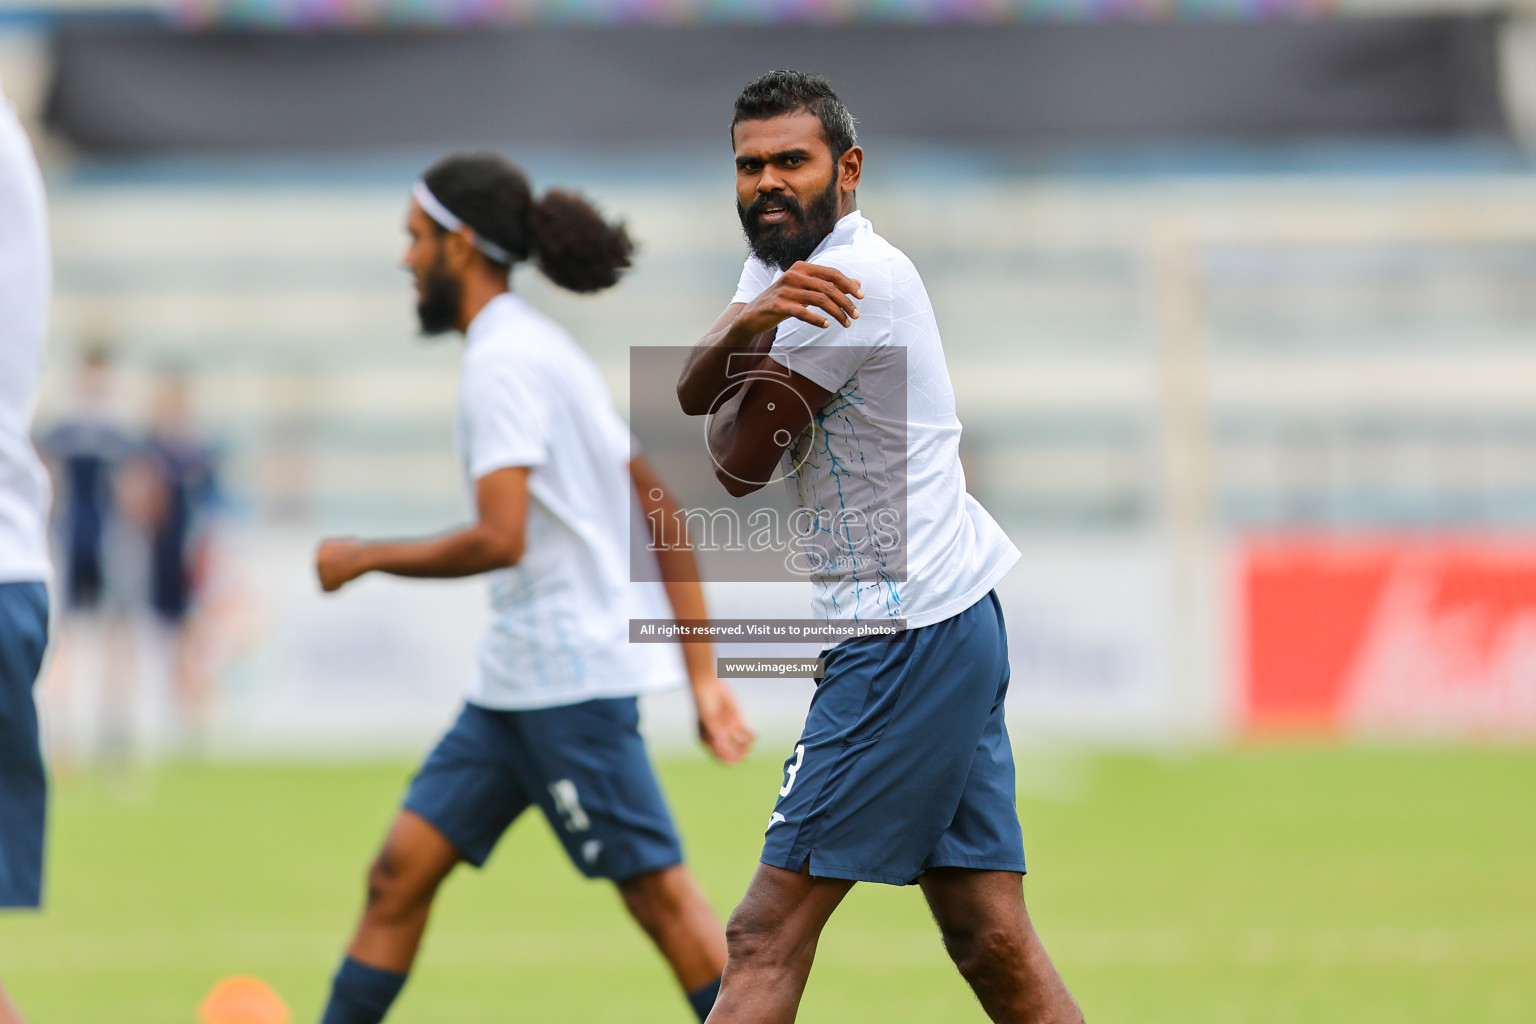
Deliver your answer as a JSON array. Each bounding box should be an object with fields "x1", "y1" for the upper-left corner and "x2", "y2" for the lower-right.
[
  {"x1": 724, "y1": 894, "x2": 793, "y2": 970},
  {"x1": 941, "y1": 923, "x2": 1029, "y2": 986},
  {"x1": 363, "y1": 847, "x2": 439, "y2": 921},
  {"x1": 618, "y1": 866, "x2": 686, "y2": 925}
]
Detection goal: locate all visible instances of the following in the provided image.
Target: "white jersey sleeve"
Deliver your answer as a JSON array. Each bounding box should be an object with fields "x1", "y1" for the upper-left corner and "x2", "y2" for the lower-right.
[
  {"x1": 731, "y1": 255, "x2": 779, "y2": 305},
  {"x1": 768, "y1": 249, "x2": 882, "y2": 395},
  {"x1": 461, "y1": 356, "x2": 550, "y2": 479},
  {"x1": 619, "y1": 424, "x2": 641, "y2": 464}
]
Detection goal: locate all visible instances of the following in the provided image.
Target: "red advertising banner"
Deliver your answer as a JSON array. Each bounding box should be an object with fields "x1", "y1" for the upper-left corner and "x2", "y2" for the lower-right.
[{"x1": 1242, "y1": 538, "x2": 1536, "y2": 736}]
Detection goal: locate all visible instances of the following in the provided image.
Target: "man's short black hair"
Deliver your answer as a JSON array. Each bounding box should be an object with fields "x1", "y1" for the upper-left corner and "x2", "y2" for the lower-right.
[{"x1": 732, "y1": 70, "x2": 858, "y2": 159}]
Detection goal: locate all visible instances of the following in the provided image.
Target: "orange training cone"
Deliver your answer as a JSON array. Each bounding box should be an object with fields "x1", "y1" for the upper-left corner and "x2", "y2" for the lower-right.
[{"x1": 198, "y1": 976, "x2": 291, "y2": 1024}]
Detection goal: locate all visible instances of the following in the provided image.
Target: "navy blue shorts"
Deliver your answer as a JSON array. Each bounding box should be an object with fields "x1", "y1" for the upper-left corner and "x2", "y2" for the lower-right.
[
  {"x1": 0, "y1": 581, "x2": 49, "y2": 909},
  {"x1": 761, "y1": 591, "x2": 1025, "y2": 886},
  {"x1": 403, "y1": 697, "x2": 684, "y2": 882}
]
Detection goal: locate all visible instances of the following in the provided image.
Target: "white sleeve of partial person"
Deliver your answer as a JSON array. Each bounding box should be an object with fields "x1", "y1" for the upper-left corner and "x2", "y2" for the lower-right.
[
  {"x1": 0, "y1": 90, "x2": 54, "y2": 582},
  {"x1": 463, "y1": 363, "x2": 550, "y2": 479}
]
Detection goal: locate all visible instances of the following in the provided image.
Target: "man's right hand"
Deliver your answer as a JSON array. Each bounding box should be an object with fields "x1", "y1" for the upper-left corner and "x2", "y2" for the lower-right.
[
  {"x1": 677, "y1": 264, "x2": 863, "y2": 417},
  {"x1": 316, "y1": 537, "x2": 367, "y2": 593},
  {"x1": 733, "y1": 262, "x2": 864, "y2": 337}
]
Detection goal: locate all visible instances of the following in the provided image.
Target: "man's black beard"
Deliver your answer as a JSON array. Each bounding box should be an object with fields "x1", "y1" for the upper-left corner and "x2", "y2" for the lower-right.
[
  {"x1": 738, "y1": 177, "x2": 841, "y2": 271},
  {"x1": 415, "y1": 258, "x2": 462, "y2": 336}
]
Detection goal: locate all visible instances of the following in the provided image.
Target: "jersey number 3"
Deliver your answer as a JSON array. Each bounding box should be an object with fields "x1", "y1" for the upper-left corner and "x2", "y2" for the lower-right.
[{"x1": 779, "y1": 744, "x2": 806, "y2": 798}]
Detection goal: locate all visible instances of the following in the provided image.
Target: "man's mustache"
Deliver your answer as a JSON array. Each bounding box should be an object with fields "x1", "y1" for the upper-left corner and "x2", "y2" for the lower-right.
[{"x1": 743, "y1": 193, "x2": 804, "y2": 226}]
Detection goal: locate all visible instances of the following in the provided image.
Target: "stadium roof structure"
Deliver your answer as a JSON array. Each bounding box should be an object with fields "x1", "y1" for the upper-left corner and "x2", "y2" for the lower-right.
[{"x1": 0, "y1": 0, "x2": 1529, "y2": 28}]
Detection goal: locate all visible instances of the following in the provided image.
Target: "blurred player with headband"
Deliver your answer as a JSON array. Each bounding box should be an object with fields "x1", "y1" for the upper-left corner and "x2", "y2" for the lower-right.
[
  {"x1": 313, "y1": 152, "x2": 753, "y2": 1024},
  {"x1": 0, "y1": 82, "x2": 54, "y2": 1024}
]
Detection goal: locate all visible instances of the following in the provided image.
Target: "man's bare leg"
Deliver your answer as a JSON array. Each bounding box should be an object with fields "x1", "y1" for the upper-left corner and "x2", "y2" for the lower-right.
[
  {"x1": 705, "y1": 863, "x2": 854, "y2": 1024},
  {"x1": 316, "y1": 810, "x2": 462, "y2": 1024},
  {"x1": 343, "y1": 810, "x2": 461, "y2": 972},
  {"x1": 920, "y1": 868, "x2": 1083, "y2": 1024},
  {"x1": 619, "y1": 864, "x2": 728, "y2": 992}
]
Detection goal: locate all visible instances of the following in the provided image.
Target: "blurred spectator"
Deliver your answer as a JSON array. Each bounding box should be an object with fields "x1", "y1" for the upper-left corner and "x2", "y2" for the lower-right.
[
  {"x1": 38, "y1": 347, "x2": 132, "y2": 616},
  {"x1": 36, "y1": 354, "x2": 225, "y2": 765},
  {"x1": 142, "y1": 371, "x2": 222, "y2": 748},
  {"x1": 36, "y1": 347, "x2": 138, "y2": 769}
]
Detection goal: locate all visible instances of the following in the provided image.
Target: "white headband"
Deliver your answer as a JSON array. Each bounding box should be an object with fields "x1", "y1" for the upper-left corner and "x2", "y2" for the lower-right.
[{"x1": 412, "y1": 181, "x2": 514, "y2": 265}]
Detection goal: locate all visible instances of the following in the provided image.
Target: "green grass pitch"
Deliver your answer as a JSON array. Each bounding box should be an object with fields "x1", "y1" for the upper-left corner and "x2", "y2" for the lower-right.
[{"x1": 2, "y1": 745, "x2": 1533, "y2": 1022}]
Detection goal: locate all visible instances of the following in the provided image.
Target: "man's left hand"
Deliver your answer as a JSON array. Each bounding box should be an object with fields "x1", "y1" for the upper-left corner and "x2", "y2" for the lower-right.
[{"x1": 694, "y1": 676, "x2": 755, "y2": 764}]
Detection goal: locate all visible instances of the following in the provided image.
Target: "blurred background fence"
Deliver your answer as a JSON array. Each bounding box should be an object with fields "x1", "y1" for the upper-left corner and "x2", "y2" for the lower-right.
[{"x1": 5, "y1": 1, "x2": 1536, "y2": 756}]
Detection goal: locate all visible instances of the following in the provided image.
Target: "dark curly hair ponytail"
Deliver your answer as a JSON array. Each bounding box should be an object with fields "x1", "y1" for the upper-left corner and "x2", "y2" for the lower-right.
[
  {"x1": 530, "y1": 189, "x2": 634, "y2": 293},
  {"x1": 420, "y1": 152, "x2": 633, "y2": 294}
]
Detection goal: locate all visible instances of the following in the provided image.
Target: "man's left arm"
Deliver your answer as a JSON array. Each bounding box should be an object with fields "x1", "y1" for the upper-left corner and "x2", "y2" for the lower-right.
[{"x1": 631, "y1": 455, "x2": 754, "y2": 764}]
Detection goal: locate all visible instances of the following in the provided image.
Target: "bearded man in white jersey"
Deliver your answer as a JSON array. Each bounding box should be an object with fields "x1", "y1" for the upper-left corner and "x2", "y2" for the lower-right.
[
  {"x1": 313, "y1": 152, "x2": 754, "y2": 1024},
  {"x1": 0, "y1": 85, "x2": 53, "y2": 1024},
  {"x1": 677, "y1": 71, "x2": 1084, "y2": 1023}
]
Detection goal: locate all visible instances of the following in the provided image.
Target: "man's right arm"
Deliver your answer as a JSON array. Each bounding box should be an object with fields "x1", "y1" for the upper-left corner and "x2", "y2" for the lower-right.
[
  {"x1": 315, "y1": 465, "x2": 530, "y2": 592},
  {"x1": 675, "y1": 262, "x2": 863, "y2": 417}
]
